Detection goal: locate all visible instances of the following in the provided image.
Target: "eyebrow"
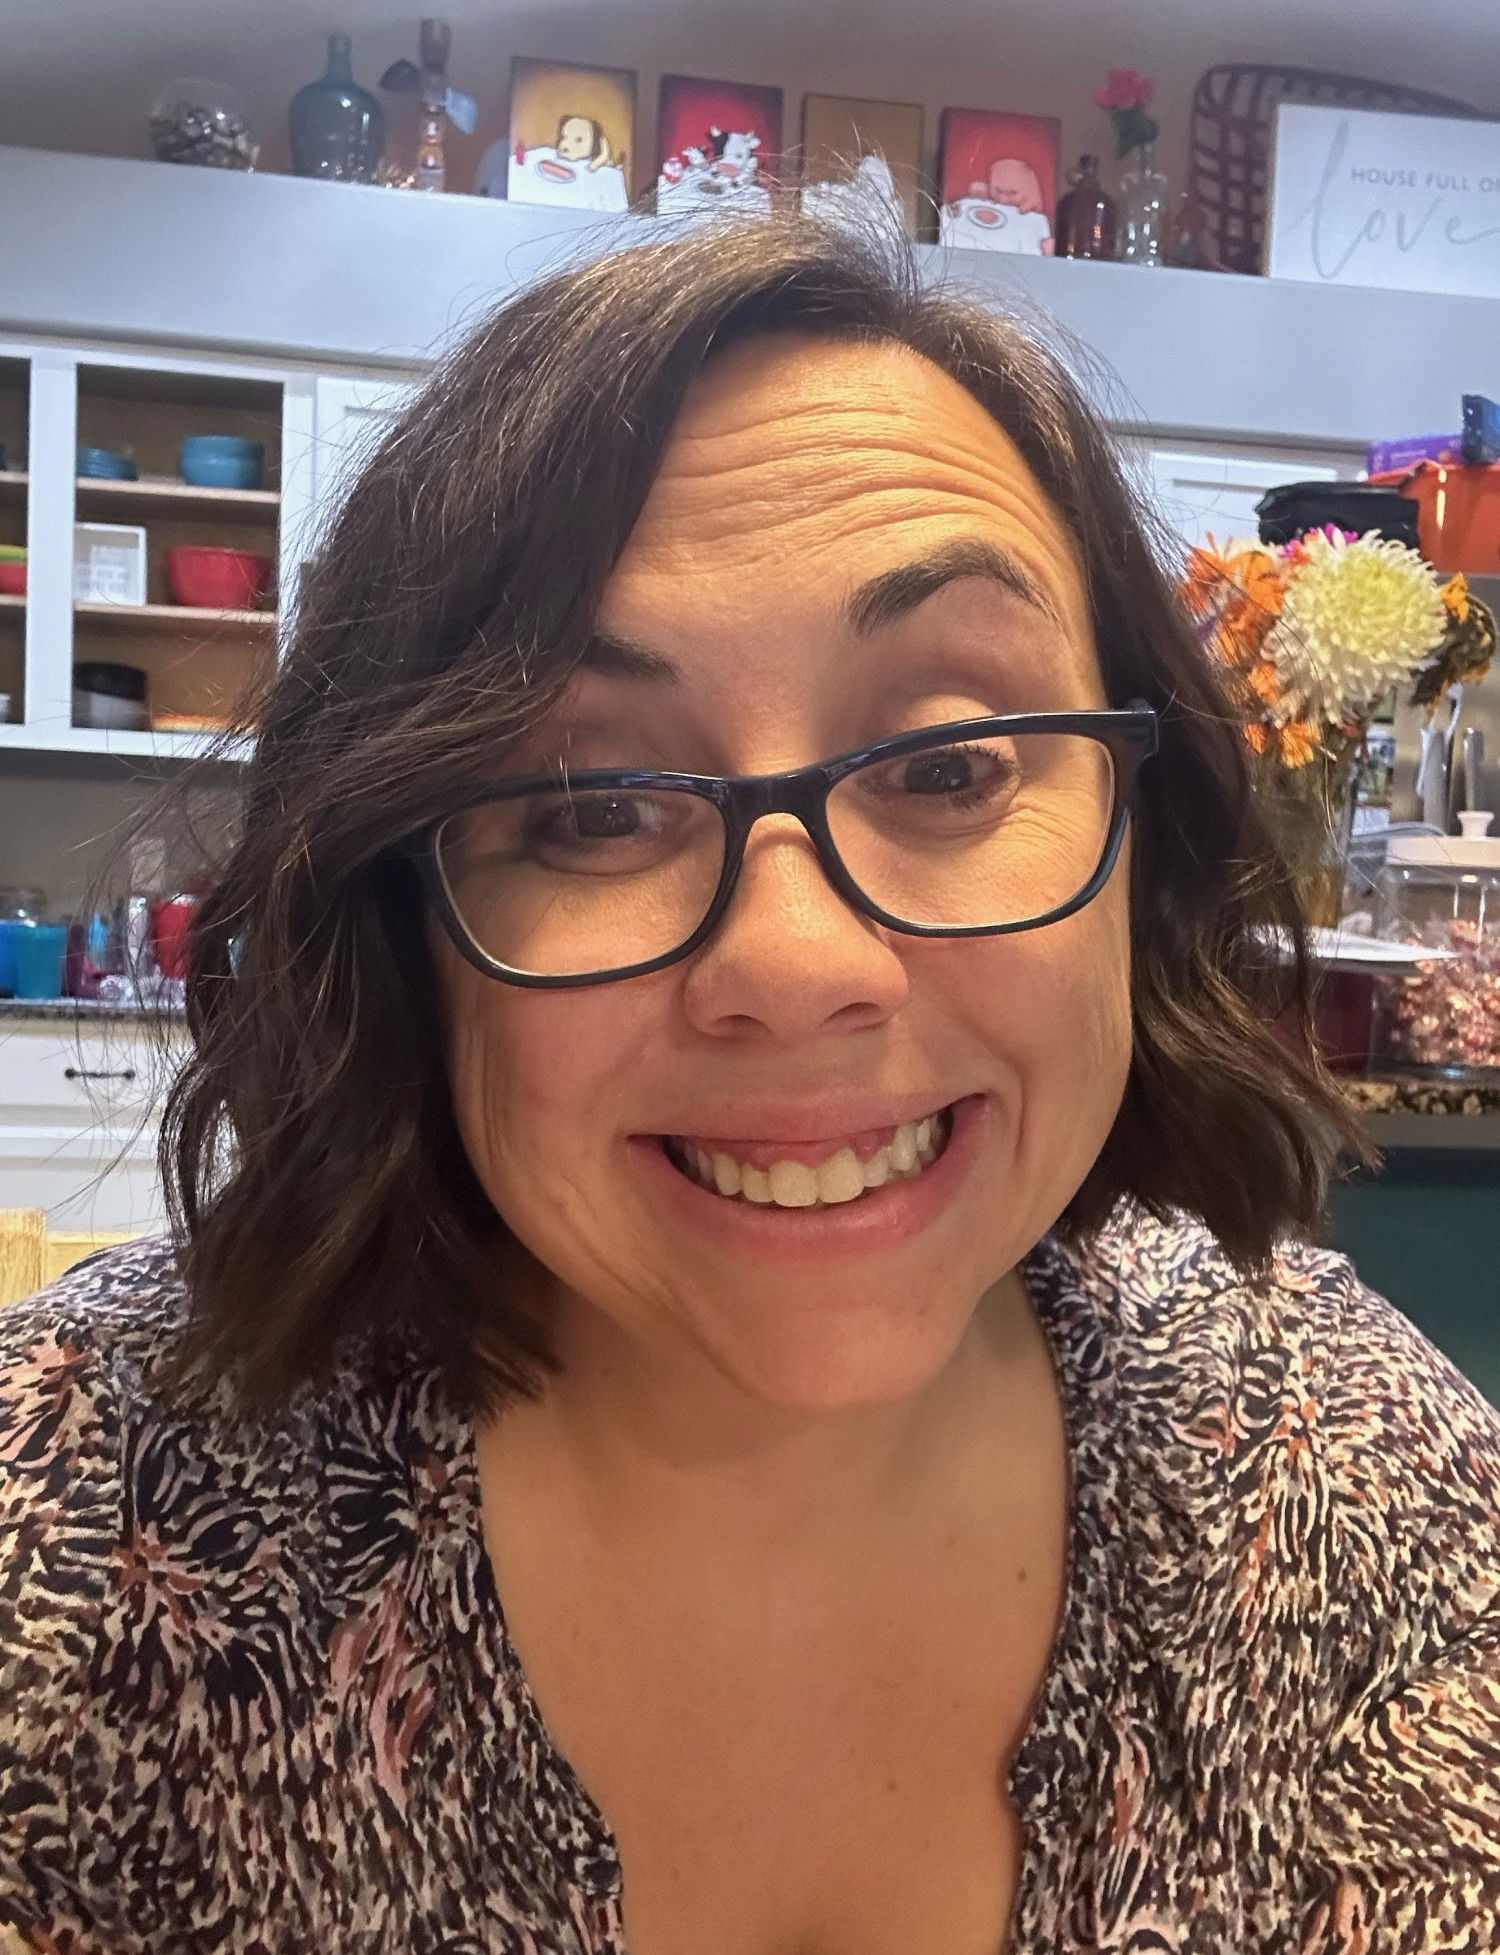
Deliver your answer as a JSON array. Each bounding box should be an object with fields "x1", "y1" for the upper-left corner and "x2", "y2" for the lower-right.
[
  {"x1": 574, "y1": 537, "x2": 1061, "y2": 685},
  {"x1": 577, "y1": 629, "x2": 682, "y2": 683},
  {"x1": 845, "y1": 539, "x2": 1062, "y2": 636}
]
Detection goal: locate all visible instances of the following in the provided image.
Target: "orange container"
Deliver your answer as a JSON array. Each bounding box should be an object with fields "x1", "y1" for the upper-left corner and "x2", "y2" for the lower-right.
[{"x1": 1371, "y1": 462, "x2": 1500, "y2": 575}]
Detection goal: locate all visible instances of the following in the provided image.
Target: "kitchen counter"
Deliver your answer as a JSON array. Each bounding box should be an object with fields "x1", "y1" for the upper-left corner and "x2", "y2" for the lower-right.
[
  {"x1": 1345, "y1": 1074, "x2": 1500, "y2": 1151},
  {"x1": 0, "y1": 997, "x2": 185, "y2": 1026}
]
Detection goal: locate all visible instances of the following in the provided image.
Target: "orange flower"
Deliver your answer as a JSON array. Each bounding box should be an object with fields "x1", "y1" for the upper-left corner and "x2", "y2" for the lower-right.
[
  {"x1": 1247, "y1": 659, "x2": 1282, "y2": 706},
  {"x1": 1216, "y1": 607, "x2": 1273, "y2": 667},
  {"x1": 1243, "y1": 721, "x2": 1269, "y2": 755},
  {"x1": 1233, "y1": 550, "x2": 1286, "y2": 622},
  {"x1": 1278, "y1": 721, "x2": 1320, "y2": 768},
  {"x1": 1442, "y1": 572, "x2": 1471, "y2": 625},
  {"x1": 1182, "y1": 543, "x2": 1235, "y2": 619}
]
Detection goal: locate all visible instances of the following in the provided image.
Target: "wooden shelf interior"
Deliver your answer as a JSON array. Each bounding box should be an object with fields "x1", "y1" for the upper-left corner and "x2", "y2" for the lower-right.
[
  {"x1": 0, "y1": 360, "x2": 26, "y2": 577},
  {"x1": 70, "y1": 364, "x2": 283, "y2": 732},
  {"x1": 73, "y1": 602, "x2": 275, "y2": 730},
  {"x1": 0, "y1": 582, "x2": 21, "y2": 723},
  {"x1": 74, "y1": 601, "x2": 274, "y2": 629},
  {"x1": 77, "y1": 364, "x2": 282, "y2": 491},
  {"x1": 74, "y1": 474, "x2": 279, "y2": 520},
  {"x1": 0, "y1": 356, "x2": 27, "y2": 502}
]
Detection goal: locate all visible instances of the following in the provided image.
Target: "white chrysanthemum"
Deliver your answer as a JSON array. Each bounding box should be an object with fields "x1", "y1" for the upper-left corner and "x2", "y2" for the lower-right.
[{"x1": 1265, "y1": 530, "x2": 1446, "y2": 725}]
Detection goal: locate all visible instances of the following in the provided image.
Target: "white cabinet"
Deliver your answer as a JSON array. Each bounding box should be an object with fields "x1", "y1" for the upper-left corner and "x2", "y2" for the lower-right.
[
  {"x1": 0, "y1": 346, "x2": 417, "y2": 764},
  {"x1": 0, "y1": 1016, "x2": 182, "y2": 1231},
  {"x1": 313, "y1": 375, "x2": 418, "y2": 532},
  {"x1": 276, "y1": 373, "x2": 418, "y2": 621},
  {"x1": 1139, "y1": 448, "x2": 1343, "y2": 565}
]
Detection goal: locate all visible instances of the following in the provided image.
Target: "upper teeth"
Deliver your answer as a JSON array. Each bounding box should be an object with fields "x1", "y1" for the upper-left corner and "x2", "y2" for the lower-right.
[{"x1": 675, "y1": 1114, "x2": 946, "y2": 1208}]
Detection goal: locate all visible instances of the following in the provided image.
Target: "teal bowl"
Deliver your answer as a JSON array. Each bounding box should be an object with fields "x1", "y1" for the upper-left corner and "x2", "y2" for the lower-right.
[
  {"x1": 180, "y1": 435, "x2": 265, "y2": 491},
  {"x1": 77, "y1": 446, "x2": 138, "y2": 481}
]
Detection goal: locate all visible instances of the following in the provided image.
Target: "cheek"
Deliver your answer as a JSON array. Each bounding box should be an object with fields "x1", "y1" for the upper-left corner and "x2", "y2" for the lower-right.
[
  {"x1": 436, "y1": 948, "x2": 655, "y2": 1219},
  {"x1": 952, "y1": 875, "x2": 1133, "y2": 1114}
]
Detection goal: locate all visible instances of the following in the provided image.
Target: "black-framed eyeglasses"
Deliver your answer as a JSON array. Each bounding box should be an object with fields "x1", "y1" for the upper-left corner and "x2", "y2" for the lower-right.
[{"x1": 407, "y1": 704, "x2": 1160, "y2": 988}]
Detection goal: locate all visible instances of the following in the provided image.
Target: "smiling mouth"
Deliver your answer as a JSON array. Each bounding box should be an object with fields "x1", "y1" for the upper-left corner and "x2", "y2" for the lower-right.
[{"x1": 662, "y1": 1105, "x2": 956, "y2": 1211}]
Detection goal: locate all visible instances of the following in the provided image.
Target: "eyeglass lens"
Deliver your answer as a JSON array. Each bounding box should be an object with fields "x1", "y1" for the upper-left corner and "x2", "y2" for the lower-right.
[{"x1": 434, "y1": 730, "x2": 1118, "y2": 980}]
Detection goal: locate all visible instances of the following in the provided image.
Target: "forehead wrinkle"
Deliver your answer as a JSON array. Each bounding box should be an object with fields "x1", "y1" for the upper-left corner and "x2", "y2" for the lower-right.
[
  {"x1": 644, "y1": 410, "x2": 1080, "y2": 564},
  {"x1": 618, "y1": 335, "x2": 1094, "y2": 641},
  {"x1": 631, "y1": 461, "x2": 1087, "y2": 629}
]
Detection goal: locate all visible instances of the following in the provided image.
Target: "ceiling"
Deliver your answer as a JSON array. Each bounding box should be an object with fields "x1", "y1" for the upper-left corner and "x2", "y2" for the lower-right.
[
  {"x1": 1, "y1": 0, "x2": 1496, "y2": 183},
  {"x1": 2, "y1": 0, "x2": 1493, "y2": 72}
]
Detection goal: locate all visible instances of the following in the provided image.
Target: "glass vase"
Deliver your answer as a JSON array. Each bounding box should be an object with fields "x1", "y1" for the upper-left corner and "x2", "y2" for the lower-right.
[
  {"x1": 1117, "y1": 143, "x2": 1169, "y2": 266},
  {"x1": 1255, "y1": 732, "x2": 1364, "y2": 931},
  {"x1": 288, "y1": 34, "x2": 385, "y2": 183}
]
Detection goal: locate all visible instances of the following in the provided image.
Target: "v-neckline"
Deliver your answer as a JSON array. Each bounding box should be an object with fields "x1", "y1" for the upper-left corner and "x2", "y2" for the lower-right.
[{"x1": 439, "y1": 1230, "x2": 1120, "y2": 1948}]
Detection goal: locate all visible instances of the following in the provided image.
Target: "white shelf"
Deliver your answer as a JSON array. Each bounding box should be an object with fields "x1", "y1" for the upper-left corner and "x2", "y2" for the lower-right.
[
  {"x1": 4, "y1": 144, "x2": 1500, "y2": 446},
  {"x1": 0, "y1": 471, "x2": 27, "y2": 502},
  {"x1": 0, "y1": 592, "x2": 24, "y2": 614},
  {"x1": 74, "y1": 600, "x2": 276, "y2": 633},
  {"x1": 0, "y1": 720, "x2": 249, "y2": 761},
  {"x1": 74, "y1": 474, "x2": 280, "y2": 519}
]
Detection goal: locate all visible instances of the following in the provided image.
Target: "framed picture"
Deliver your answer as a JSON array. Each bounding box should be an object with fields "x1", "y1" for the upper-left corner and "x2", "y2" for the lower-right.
[
  {"x1": 1268, "y1": 103, "x2": 1500, "y2": 297},
  {"x1": 937, "y1": 107, "x2": 1061, "y2": 255},
  {"x1": 655, "y1": 74, "x2": 782, "y2": 215},
  {"x1": 799, "y1": 93, "x2": 924, "y2": 236},
  {"x1": 482, "y1": 56, "x2": 636, "y2": 209}
]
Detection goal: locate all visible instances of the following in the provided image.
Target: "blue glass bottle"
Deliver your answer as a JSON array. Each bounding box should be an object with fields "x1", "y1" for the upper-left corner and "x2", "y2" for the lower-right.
[{"x1": 288, "y1": 34, "x2": 385, "y2": 182}]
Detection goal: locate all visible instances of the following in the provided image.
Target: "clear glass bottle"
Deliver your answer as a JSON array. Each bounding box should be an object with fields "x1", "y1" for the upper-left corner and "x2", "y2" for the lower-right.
[
  {"x1": 1117, "y1": 142, "x2": 1169, "y2": 266},
  {"x1": 1055, "y1": 154, "x2": 1116, "y2": 261},
  {"x1": 288, "y1": 34, "x2": 385, "y2": 183}
]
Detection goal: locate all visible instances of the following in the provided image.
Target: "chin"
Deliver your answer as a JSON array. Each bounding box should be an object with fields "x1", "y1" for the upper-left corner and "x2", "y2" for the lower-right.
[{"x1": 687, "y1": 1277, "x2": 979, "y2": 1412}]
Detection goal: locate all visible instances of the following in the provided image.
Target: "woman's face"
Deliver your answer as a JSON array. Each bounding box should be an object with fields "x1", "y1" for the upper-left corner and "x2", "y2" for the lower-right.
[{"x1": 436, "y1": 335, "x2": 1133, "y2": 1411}]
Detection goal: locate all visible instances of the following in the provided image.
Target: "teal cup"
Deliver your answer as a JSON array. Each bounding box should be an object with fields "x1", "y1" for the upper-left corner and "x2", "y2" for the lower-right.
[{"x1": 13, "y1": 922, "x2": 68, "y2": 999}]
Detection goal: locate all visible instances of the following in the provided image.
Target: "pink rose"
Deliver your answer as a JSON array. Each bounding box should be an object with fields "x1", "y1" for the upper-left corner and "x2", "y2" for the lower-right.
[{"x1": 1093, "y1": 68, "x2": 1156, "y2": 111}]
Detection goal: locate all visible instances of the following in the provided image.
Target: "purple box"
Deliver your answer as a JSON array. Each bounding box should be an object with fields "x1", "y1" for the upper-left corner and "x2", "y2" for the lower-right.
[{"x1": 1366, "y1": 434, "x2": 1463, "y2": 477}]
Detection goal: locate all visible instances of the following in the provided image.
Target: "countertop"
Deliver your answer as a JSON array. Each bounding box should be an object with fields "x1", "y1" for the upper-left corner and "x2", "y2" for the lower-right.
[
  {"x1": 1343, "y1": 1074, "x2": 1500, "y2": 1152},
  {"x1": 0, "y1": 997, "x2": 185, "y2": 1025}
]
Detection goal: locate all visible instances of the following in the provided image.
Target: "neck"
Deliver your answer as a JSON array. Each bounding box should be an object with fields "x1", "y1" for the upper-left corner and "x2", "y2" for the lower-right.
[{"x1": 480, "y1": 1265, "x2": 1042, "y2": 1560}]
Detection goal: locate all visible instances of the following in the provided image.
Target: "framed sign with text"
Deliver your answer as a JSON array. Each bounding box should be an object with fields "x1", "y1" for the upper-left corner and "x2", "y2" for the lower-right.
[{"x1": 1267, "y1": 102, "x2": 1500, "y2": 298}]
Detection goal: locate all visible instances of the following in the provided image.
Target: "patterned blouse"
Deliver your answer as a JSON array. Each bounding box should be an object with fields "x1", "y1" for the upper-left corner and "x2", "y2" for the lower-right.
[{"x1": 2, "y1": 1218, "x2": 1499, "y2": 1954}]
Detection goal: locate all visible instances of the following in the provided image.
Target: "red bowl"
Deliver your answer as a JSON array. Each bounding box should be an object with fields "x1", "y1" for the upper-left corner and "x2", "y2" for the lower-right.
[
  {"x1": 165, "y1": 545, "x2": 272, "y2": 611},
  {"x1": 0, "y1": 561, "x2": 26, "y2": 595}
]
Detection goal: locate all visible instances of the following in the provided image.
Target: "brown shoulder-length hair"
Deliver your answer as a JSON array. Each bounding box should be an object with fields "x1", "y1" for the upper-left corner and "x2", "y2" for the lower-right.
[{"x1": 158, "y1": 212, "x2": 1361, "y2": 1414}]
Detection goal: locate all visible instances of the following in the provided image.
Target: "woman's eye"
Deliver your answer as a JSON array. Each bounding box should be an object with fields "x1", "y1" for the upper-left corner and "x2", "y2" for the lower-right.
[
  {"x1": 894, "y1": 744, "x2": 1015, "y2": 807},
  {"x1": 527, "y1": 792, "x2": 650, "y2": 847}
]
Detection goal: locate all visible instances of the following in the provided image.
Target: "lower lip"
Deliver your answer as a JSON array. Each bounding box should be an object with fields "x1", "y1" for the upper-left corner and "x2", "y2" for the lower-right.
[{"x1": 628, "y1": 1095, "x2": 990, "y2": 1263}]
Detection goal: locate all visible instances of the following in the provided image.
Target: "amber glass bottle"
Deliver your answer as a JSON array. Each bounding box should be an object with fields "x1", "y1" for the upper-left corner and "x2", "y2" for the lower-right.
[{"x1": 1055, "y1": 153, "x2": 1117, "y2": 260}]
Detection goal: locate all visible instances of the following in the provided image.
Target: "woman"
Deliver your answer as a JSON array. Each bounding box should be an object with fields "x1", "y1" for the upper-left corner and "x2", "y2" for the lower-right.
[{"x1": 2, "y1": 217, "x2": 1498, "y2": 1954}]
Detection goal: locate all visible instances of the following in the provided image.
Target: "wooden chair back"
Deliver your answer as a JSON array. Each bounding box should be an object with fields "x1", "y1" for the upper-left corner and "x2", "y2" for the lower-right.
[{"x1": 0, "y1": 1209, "x2": 140, "y2": 1308}]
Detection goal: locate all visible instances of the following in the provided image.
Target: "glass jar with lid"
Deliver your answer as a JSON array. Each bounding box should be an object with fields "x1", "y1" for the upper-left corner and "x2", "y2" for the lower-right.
[{"x1": 1375, "y1": 818, "x2": 1500, "y2": 1077}]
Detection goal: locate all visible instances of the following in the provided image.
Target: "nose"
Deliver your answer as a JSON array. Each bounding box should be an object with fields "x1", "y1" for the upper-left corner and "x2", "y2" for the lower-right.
[{"x1": 679, "y1": 815, "x2": 909, "y2": 1042}]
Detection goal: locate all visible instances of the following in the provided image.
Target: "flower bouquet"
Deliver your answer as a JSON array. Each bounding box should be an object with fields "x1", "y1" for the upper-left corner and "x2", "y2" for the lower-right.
[{"x1": 1183, "y1": 528, "x2": 1493, "y2": 924}]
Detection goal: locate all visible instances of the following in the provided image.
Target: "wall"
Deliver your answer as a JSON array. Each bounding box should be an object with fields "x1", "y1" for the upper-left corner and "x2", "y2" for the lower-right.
[
  {"x1": 0, "y1": 752, "x2": 239, "y2": 913},
  {"x1": 1, "y1": 1, "x2": 1497, "y2": 238}
]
